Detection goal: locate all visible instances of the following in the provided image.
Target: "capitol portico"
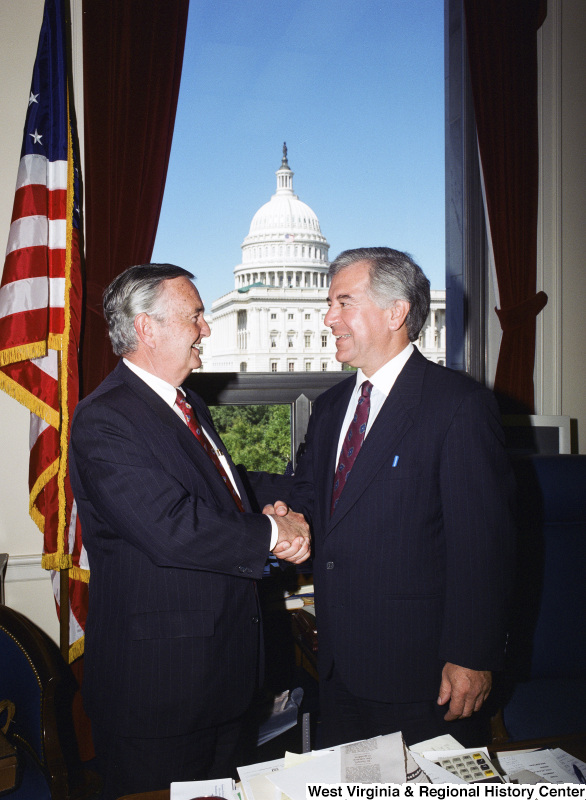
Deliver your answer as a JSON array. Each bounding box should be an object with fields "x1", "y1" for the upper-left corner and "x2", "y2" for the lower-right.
[{"x1": 202, "y1": 146, "x2": 445, "y2": 372}]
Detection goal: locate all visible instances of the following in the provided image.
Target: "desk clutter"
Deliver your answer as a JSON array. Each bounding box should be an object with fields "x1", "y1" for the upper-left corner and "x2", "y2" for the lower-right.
[{"x1": 168, "y1": 733, "x2": 586, "y2": 800}]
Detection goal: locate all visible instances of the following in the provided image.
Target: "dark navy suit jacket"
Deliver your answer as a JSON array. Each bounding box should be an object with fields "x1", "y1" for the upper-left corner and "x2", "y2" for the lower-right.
[
  {"x1": 292, "y1": 348, "x2": 516, "y2": 702},
  {"x1": 69, "y1": 361, "x2": 276, "y2": 737}
]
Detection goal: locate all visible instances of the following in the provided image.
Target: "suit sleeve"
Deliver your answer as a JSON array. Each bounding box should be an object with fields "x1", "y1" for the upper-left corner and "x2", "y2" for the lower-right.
[
  {"x1": 70, "y1": 399, "x2": 272, "y2": 579},
  {"x1": 438, "y1": 386, "x2": 517, "y2": 671}
]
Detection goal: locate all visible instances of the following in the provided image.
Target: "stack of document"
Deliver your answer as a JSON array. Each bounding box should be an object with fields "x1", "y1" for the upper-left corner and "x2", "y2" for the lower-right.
[
  {"x1": 171, "y1": 731, "x2": 425, "y2": 800},
  {"x1": 169, "y1": 733, "x2": 586, "y2": 800},
  {"x1": 236, "y1": 731, "x2": 428, "y2": 800}
]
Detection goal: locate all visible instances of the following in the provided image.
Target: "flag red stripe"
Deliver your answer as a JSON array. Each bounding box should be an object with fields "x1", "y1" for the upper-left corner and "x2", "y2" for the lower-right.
[
  {"x1": 11, "y1": 183, "x2": 67, "y2": 223},
  {"x1": 0, "y1": 307, "x2": 65, "y2": 352},
  {"x1": 2, "y1": 246, "x2": 66, "y2": 282}
]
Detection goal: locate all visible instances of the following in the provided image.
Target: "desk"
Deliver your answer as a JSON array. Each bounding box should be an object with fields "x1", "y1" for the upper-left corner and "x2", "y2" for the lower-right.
[{"x1": 117, "y1": 734, "x2": 586, "y2": 799}]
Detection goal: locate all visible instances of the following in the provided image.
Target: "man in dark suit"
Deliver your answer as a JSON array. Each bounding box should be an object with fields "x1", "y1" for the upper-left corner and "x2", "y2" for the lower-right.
[
  {"x1": 69, "y1": 263, "x2": 310, "y2": 800},
  {"x1": 274, "y1": 247, "x2": 516, "y2": 748}
]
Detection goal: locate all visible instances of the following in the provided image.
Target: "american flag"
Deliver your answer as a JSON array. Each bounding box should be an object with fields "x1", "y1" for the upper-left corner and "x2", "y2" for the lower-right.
[{"x1": 0, "y1": 0, "x2": 87, "y2": 660}]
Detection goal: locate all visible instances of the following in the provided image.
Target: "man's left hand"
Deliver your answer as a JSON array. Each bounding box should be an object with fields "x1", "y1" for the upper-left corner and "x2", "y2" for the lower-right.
[{"x1": 437, "y1": 663, "x2": 492, "y2": 721}]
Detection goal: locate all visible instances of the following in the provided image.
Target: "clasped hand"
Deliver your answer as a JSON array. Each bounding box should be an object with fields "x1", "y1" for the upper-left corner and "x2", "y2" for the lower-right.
[{"x1": 264, "y1": 499, "x2": 311, "y2": 564}]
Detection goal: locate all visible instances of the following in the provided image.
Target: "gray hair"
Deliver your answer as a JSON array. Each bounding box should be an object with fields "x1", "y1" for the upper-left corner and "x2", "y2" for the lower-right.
[
  {"x1": 103, "y1": 263, "x2": 195, "y2": 356},
  {"x1": 329, "y1": 247, "x2": 430, "y2": 341}
]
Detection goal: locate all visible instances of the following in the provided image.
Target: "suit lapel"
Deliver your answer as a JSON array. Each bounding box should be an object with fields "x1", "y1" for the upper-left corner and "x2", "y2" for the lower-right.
[
  {"x1": 116, "y1": 363, "x2": 251, "y2": 511},
  {"x1": 314, "y1": 376, "x2": 355, "y2": 519},
  {"x1": 184, "y1": 386, "x2": 254, "y2": 512},
  {"x1": 326, "y1": 349, "x2": 426, "y2": 533}
]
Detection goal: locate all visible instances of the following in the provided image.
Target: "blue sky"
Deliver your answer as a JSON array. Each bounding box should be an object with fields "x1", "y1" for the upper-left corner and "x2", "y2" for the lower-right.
[{"x1": 152, "y1": 0, "x2": 445, "y2": 308}]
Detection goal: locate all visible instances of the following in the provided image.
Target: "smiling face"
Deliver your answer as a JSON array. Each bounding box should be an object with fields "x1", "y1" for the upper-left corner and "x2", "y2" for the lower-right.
[
  {"x1": 148, "y1": 277, "x2": 210, "y2": 386},
  {"x1": 324, "y1": 260, "x2": 410, "y2": 377}
]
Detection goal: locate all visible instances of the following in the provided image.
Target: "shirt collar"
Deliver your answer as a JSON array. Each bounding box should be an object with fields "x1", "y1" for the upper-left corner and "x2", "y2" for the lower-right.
[
  {"x1": 355, "y1": 342, "x2": 414, "y2": 397},
  {"x1": 123, "y1": 358, "x2": 180, "y2": 409}
]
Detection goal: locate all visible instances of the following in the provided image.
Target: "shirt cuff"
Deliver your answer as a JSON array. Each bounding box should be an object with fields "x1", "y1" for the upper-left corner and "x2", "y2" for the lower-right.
[{"x1": 265, "y1": 513, "x2": 279, "y2": 551}]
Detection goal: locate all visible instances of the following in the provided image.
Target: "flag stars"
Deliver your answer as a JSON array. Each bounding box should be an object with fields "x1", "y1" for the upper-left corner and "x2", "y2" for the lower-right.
[
  {"x1": 29, "y1": 129, "x2": 43, "y2": 145},
  {"x1": 29, "y1": 92, "x2": 39, "y2": 106}
]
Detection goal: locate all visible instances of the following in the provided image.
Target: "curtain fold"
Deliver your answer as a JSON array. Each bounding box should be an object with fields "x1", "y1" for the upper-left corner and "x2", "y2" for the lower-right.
[
  {"x1": 463, "y1": 0, "x2": 547, "y2": 413},
  {"x1": 81, "y1": 0, "x2": 189, "y2": 396}
]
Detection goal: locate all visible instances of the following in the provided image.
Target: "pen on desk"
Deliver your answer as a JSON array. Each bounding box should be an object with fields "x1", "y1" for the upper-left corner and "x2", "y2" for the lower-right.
[{"x1": 573, "y1": 764, "x2": 586, "y2": 784}]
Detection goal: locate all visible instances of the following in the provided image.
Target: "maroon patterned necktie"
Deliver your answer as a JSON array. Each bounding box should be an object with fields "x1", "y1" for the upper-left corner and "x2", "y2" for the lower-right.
[
  {"x1": 331, "y1": 380, "x2": 373, "y2": 515},
  {"x1": 175, "y1": 390, "x2": 245, "y2": 512}
]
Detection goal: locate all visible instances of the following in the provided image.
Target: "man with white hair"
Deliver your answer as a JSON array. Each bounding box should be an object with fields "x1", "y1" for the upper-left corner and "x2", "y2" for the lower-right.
[{"x1": 69, "y1": 263, "x2": 310, "y2": 799}]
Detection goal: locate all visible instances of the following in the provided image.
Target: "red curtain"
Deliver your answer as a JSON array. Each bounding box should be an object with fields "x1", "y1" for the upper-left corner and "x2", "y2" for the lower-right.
[
  {"x1": 463, "y1": 0, "x2": 548, "y2": 413},
  {"x1": 81, "y1": 0, "x2": 189, "y2": 396}
]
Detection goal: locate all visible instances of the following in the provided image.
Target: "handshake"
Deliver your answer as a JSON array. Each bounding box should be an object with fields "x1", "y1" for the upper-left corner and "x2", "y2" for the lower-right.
[{"x1": 263, "y1": 500, "x2": 311, "y2": 565}]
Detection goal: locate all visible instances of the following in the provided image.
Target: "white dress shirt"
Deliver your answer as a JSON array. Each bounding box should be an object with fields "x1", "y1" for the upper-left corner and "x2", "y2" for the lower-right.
[
  {"x1": 122, "y1": 359, "x2": 278, "y2": 548},
  {"x1": 335, "y1": 342, "x2": 414, "y2": 466}
]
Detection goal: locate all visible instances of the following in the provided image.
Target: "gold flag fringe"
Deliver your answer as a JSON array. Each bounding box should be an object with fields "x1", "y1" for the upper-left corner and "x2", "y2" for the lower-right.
[{"x1": 0, "y1": 372, "x2": 60, "y2": 429}]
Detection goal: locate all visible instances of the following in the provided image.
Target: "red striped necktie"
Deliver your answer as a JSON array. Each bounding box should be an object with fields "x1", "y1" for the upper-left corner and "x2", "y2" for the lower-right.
[
  {"x1": 331, "y1": 380, "x2": 373, "y2": 515},
  {"x1": 175, "y1": 390, "x2": 245, "y2": 512}
]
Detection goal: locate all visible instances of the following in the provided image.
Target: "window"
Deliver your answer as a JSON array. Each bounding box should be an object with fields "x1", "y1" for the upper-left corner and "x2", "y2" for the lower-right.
[
  {"x1": 271, "y1": 361, "x2": 278, "y2": 372},
  {"x1": 321, "y1": 334, "x2": 328, "y2": 347},
  {"x1": 152, "y1": 4, "x2": 446, "y2": 365},
  {"x1": 288, "y1": 362, "x2": 295, "y2": 372},
  {"x1": 240, "y1": 362, "x2": 247, "y2": 372},
  {"x1": 305, "y1": 313, "x2": 311, "y2": 320},
  {"x1": 271, "y1": 312, "x2": 276, "y2": 319},
  {"x1": 270, "y1": 335, "x2": 277, "y2": 348},
  {"x1": 195, "y1": 371, "x2": 348, "y2": 473},
  {"x1": 288, "y1": 336, "x2": 294, "y2": 348},
  {"x1": 321, "y1": 362, "x2": 328, "y2": 371},
  {"x1": 305, "y1": 361, "x2": 312, "y2": 371},
  {"x1": 288, "y1": 313, "x2": 294, "y2": 320},
  {"x1": 304, "y1": 334, "x2": 311, "y2": 347}
]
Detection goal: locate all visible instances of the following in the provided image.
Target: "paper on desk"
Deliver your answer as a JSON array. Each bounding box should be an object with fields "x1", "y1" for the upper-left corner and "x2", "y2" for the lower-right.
[
  {"x1": 422, "y1": 747, "x2": 492, "y2": 761},
  {"x1": 266, "y1": 749, "x2": 341, "y2": 800},
  {"x1": 237, "y1": 756, "x2": 285, "y2": 800},
  {"x1": 551, "y1": 748, "x2": 586, "y2": 780},
  {"x1": 238, "y1": 756, "x2": 285, "y2": 783},
  {"x1": 244, "y1": 773, "x2": 287, "y2": 800},
  {"x1": 285, "y1": 752, "x2": 315, "y2": 768},
  {"x1": 493, "y1": 749, "x2": 577, "y2": 784},
  {"x1": 170, "y1": 777, "x2": 237, "y2": 800},
  {"x1": 341, "y1": 732, "x2": 429, "y2": 783},
  {"x1": 410, "y1": 735, "x2": 464, "y2": 755}
]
